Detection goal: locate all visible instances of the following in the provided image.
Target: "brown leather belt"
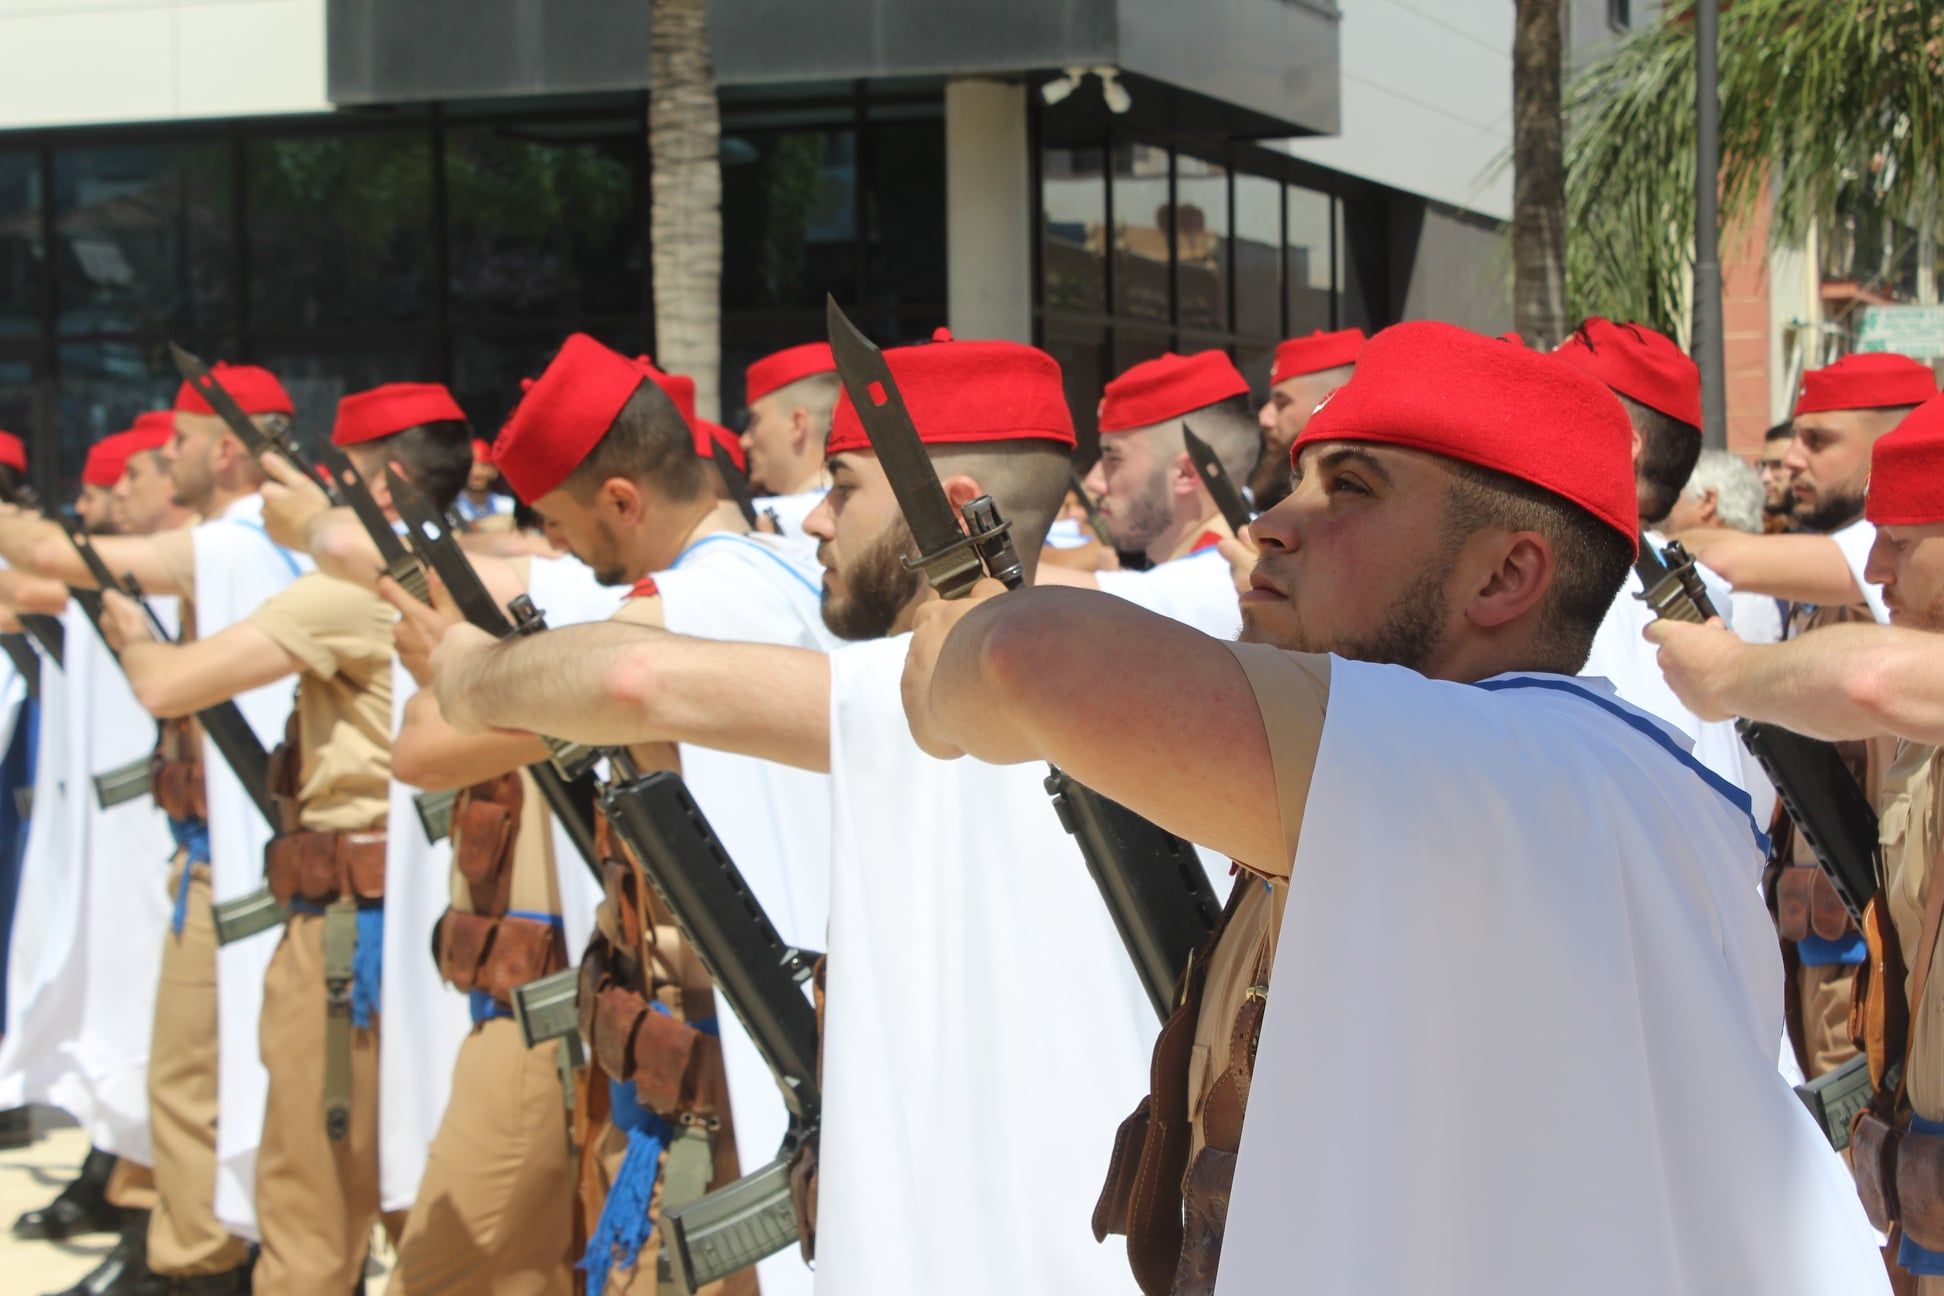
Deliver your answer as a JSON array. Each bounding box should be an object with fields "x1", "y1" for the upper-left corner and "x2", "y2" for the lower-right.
[
  {"x1": 152, "y1": 718, "x2": 206, "y2": 821},
  {"x1": 576, "y1": 933, "x2": 722, "y2": 1120},
  {"x1": 434, "y1": 910, "x2": 566, "y2": 1003},
  {"x1": 264, "y1": 829, "x2": 387, "y2": 906}
]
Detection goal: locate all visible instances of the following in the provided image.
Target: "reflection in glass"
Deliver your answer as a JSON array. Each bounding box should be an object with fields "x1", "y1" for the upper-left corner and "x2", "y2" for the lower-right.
[
  {"x1": 452, "y1": 324, "x2": 648, "y2": 441},
  {"x1": 0, "y1": 357, "x2": 35, "y2": 469},
  {"x1": 0, "y1": 154, "x2": 41, "y2": 340},
  {"x1": 446, "y1": 122, "x2": 643, "y2": 319},
  {"x1": 249, "y1": 133, "x2": 435, "y2": 327},
  {"x1": 1042, "y1": 145, "x2": 1106, "y2": 315},
  {"x1": 723, "y1": 130, "x2": 858, "y2": 311},
  {"x1": 1234, "y1": 175, "x2": 1282, "y2": 341},
  {"x1": 1112, "y1": 143, "x2": 1171, "y2": 322},
  {"x1": 253, "y1": 339, "x2": 445, "y2": 449},
  {"x1": 866, "y1": 121, "x2": 946, "y2": 312},
  {"x1": 1287, "y1": 186, "x2": 1333, "y2": 333},
  {"x1": 1174, "y1": 156, "x2": 1228, "y2": 332},
  {"x1": 54, "y1": 143, "x2": 233, "y2": 336},
  {"x1": 54, "y1": 340, "x2": 182, "y2": 493},
  {"x1": 1044, "y1": 324, "x2": 1110, "y2": 453}
]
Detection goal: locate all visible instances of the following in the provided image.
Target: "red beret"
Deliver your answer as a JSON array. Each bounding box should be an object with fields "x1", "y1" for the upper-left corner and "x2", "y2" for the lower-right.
[
  {"x1": 702, "y1": 421, "x2": 746, "y2": 472},
  {"x1": 173, "y1": 363, "x2": 293, "y2": 417},
  {"x1": 331, "y1": 382, "x2": 467, "y2": 448},
  {"x1": 0, "y1": 431, "x2": 22, "y2": 473},
  {"x1": 1097, "y1": 351, "x2": 1250, "y2": 436},
  {"x1": 827, "y1": 328, "x2": 1075, "y2": 457},
  {"x1": 493, "y1": 334, "x2": 645, "y2": 503},
  {"x1": 82, "y1": 432, "x2": 137, "y2": 488},
  {"x1": 470, "y1": 438, "x2": 491, "y2": 461},
  {"x1": 1294, "y1": 321, "x2": 1638, "y2": 554},
  {"x1": 1551, "y1": 318, "x2": 1702, "y2": 430},
  {"x1": 1271, "y1": 329, "x2": 1366, "y2": 387},
  {"x1": 1866, "y1": 394, "x2": 1944, "y2": 526},
  {"x1": 633, "y1": 356, "x2": 728, "y2": 460},
  {"x1": 126, "y1": 410, "x2": 176, "y2": 453},
  {"x1": 1796, "y1": 352, "x2": 1939, "y2": 416},
  {"x1": 746, "y1": 342, "x2": 836, "y2": 407}
]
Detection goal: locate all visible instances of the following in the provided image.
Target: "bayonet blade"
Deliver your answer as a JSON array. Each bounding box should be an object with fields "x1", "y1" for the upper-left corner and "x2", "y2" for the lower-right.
[
  {"x1": 314, "y1": 443, "x2": 428, "y2": 603},
  {"x1": 1181, "y1": 423, "x2": 1254, "y2": 535},
  {"x1": 385, "y1": 468, "x2": 514, "y2": 637},
  {"x1": 169, "y1": 342, "x2": 338, "y2": 503},
  {"x1": 1069, "y1": 469, "x2": 1112, "y2": 546},
  {"x1": 711, "y1": 442, "x2": 762, "y2": 529},
  {"x1": 825, "y1": 296, "x2": 984, "y2": 599}
]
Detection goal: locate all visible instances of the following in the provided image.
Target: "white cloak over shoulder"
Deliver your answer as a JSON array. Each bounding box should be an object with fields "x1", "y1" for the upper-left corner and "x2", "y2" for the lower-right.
[
  {"x1": 816, "y1": 634, "x2": 1149, "y2": 1296},
  {"x1": 199, "y1": 495, "x2": 307, "y2": 1238},
  {"x1": 1217, "y1": 660, "x2": 1887, "y2": 1295},
  {"x1": 1097, "y1": 548, "x2": 1241, "y2": 642}
]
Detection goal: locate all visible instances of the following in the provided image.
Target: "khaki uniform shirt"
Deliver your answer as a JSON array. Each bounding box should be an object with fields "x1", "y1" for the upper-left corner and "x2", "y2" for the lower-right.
[
  {"x1": 247, "y1": 571, "x2": 394, "y2": 831},
  {"x1": 1184, "y1": 643, "x2": 1329, "y2": 1158},
  {"x1": 1886, "y1": 744, "x2": 1944, "y2": 1118}
]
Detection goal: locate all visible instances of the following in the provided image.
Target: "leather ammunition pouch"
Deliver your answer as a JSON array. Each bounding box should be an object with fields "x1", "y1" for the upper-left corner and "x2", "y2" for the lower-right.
[
  {"x1": 453, "y1": 772, "x2": 522, "y2": 912},
  {"x1": 576, "y1": 936, "x2": 721, "y2": 1120},
  {"x1": 1853, "y1": 1107, "x2": 1902, "y2": 1232},
  {"x1": 1776, "y1": 864, "x2": 1857, "y2": 943},
  {"x1": 434, "y1": 910, "x2": 565, "y2": 1001},
  {"x1": 1095, "y1": 888, "x2": 1248, "y2": 1296},
  {"x1": 151, "y1": 718, "x2": 206, "y2": 822},
  {"x1": 264, "y1": 830, "x2": 388, "y2": 906},
  {"x1": 1852, "y1": 892, "x2": 1910, "y2": 1090},
  {"x1": 1900, "y1": 1125, "x2": 1944, "y2": 1251}
]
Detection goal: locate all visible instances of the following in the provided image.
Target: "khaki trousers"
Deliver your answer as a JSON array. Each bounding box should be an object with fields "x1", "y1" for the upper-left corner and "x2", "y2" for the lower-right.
[
  {"x1": 389, "y1": 1017, "x2": 574, "y2": 1296},
  {"x1": 252, "y1": 911, "x2": 403, "y2": 1295},
  {"x1": 147, "y1": 857, "x2": 251, "y2": 1276},
  {"x1": 105, "y1": 1158, "x2": 157, "y2": 1212},
  {"x1": 584, "y1": 1116, "x2": 756, "y2": 1296},
  {"x1": 1798, "y1": 960, "x2": 1861, "y2": 1079}
]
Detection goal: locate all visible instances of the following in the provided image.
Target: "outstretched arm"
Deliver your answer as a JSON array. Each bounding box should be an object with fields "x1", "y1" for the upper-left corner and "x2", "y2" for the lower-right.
[
  {"x1": 0, "y1": 513, "x2": 191, "y2": 597},
  {"x1": 1678, "y1": 528, "x2": 1863, "y2": 606},
  {"x1": 1647, "y1": 617, "x2": 1944, "y2": 743},
  {"x1": 102, "y1": 592, "x2": 301, "y2": 717},
  {"x1": 392, "y1": 688, "x2": 552, "y2": 791},
  {"x1": 906, "y1": 581, "x2": 1287, "y2": 869}
]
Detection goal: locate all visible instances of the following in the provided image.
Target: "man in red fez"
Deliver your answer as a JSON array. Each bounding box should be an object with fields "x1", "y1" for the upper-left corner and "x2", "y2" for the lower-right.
[
  {"x1": 0, "y1": 362, "x2": 312, "y2": 1296},
  {"x1": 111, "y1": 413, "x2": 194, "y2": 537},
  {"x1": 374, "y1": 333, "x2": 830, "y2": 1296},
  {"x1": 454, "y1": 437, "x2": 514, "y2": 527},
  {"x1": 1758, "y1": 420, "x2": 1797, "y2": 532},
  {"x1": 1252, "y1": 328, "x2": 1363, "y2": 509},
  {"x1": 740, "y1": 342, "x2": 838, "y2": 537},
  {"x1": 1053, "y1": 352, "x2": 1259, "y2": 638},
  {"x1": 902, "y1": 321, "x2": 1883, "y2": 1296},
  {"x1": 412, "y1": 332, "x2": 1155, "y2": 1296},
  {"x1": 77, "y1": 434, "x2": 132, "y2": 534}
]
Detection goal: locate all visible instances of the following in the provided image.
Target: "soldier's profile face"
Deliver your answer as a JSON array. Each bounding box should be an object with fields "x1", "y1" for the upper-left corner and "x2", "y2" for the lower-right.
[
  {"x1": 1090, "y1": 428, "x2": 1172, "y2": 552},
  {"x1": 1785, "y1": 412, "x2": 1876, "y2": 532},
  {"x1": 115, "y1": 451, "x2": 175, "y2": 534},
  {"x1": 805, "y1": 452, "x2": 922, "y2": 639},
  {"x1": 1866, "y1": 522, "x2": 1944, "y2": 631},
  {"x1": 168, "y1": 413, "x2": 221, "y2": 511},
  {"x1": 742, "y1": 393, "x2": 791, "y2": 494}
]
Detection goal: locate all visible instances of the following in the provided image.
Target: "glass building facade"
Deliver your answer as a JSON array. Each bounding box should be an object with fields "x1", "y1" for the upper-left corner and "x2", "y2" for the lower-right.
[{"x1": 0, "y1": 85, "x2": 945, "y2": 498}]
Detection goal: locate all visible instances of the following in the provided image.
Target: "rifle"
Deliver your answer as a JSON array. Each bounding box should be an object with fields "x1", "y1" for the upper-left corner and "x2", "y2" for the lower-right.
[
  {"x1": 827, "y1": 294, "x2": 1220, "y2": 1018},
  {"x1": 17, "y1": 614, "x2": 63, "y2": 671},
  {"x1": 1182, "y1": 422, "x2": 1255, "y2": 535},
  {"x1": 1636, "y1": 540, "x2": 1878, "y2": 922},
  {"x1": 58, "y1": 513, "x2": 279, "y2": 828},
  {"x1": 0, "y1": 634, "x2": 39, "y2": 700},
  {"x1": 1068, "y1": 469, "x2": 1113, "y2": 547},
  {"x1": 711, "y1": 442, "x2": 781, "y2": 533},
  {"x1": 384, "y1": 469, "x2": 602, "y2": 871},
  {"x1": 170, "y1": 343, "x2": 340, "y2": 505}
]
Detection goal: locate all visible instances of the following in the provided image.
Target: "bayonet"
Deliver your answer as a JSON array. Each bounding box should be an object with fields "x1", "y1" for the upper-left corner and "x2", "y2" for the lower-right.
[
  {"x1": 1182, "y1": 423, "x2": 1254, "y2": 535},
  {"x1": 168, "y1": 343, "x2": 333, "y2": 501},
  {"x1": 1069, "y1": 469, "x2": 1113, "y2": 546},
  {"x1": 314, "y1": 443, "x2": 430, "y2": 603},
  {"x1": 711, "y1": 442, "x2": 774, "y2": 532},
  {"x1": 825, "y1": 295, "x2": 1014, "y2": 599}
]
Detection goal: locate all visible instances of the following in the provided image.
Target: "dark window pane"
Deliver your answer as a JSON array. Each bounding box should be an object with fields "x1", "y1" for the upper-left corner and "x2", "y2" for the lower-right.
[
  {"x1": 1234, "y1": 174, "x2": 1282, "y2": 342},
  {"x1": 1336, "y1": 195, "x2": 1377, "y2": 330},
  {"x1": 54, "y1": 143, "x2": 234, "y2": 336},
  {"x1": 722, "y1": 130, "x2": 858, "y2": 312},
  {"x1": 1043, "y1": 322, "x2": 1109, "y2": 458},
  {"x1": 865, "y1": 120, "x2": 946, "y2": 314},
  {"x1": 446, "y1": 121, "x2": 644, "y2": 321},
  {"x1": 251, "y1": 335, "x2": 445, "y2": 452},
  {"x1": 1042, "y1": 143, "x2": 1106, "y2": 316},
  {"x1": 248, "y1": 132, "x2": 434, "y2": 328},
  {"x1": 0, "y1": 354, "x2": 39, "y2": 477},
  {"x1": 1112, "y1": 143, "x2": 1171, "y2": 323},
  {"x1": 55, "y1": 340, "x2": 185, "y2": 495},
  {"x1": 451, "y1": 323, "x2": 648, "y2": 443},
  {"x1": 1288, "y1": 186, "x2": 1333, "y2": 333},
  {"x1": 1113, "y1": 323, "x2": 1174, "y2": 377},
  {"x1": 1174, "y1": 156, "x2": 1228, "y2": 332},
  {"x1": 0, "y1": 155, "x2": 42, "y2": 342}
]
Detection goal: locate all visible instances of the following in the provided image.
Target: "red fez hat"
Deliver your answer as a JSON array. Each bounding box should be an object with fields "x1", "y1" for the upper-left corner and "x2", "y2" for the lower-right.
[
  {"x1": 827, "y1": 328, "x2": 1075, "y2": 457},
  {"x1": 1866, "y1": 394, "x2": 1944, "y2": 526},
  {"x1": 1271, "y1": 329, "x2": 1366, "y2": 387},
  {"x1": 745, "y1": 342, "x2": 837, "y2": 407},
  {"x1": 82, "y1": 432, "x2": 137, "y2": 488},
  {"x1": 1796, "y1": 352, "x2": 1939, "y2": 416},
  {"x1": 173, "y1": 363, "x2": 294, "y2": 417},
  {"x1": 0, "y1": 430, "x2": 25, "y2": 473},
  {"x1": 701, "y1": 422, "x2": 746, "y2": 472},
  {"x1": 470, "y1": 438, "x2": 491, "y2": 461},
  {"x1": 331, "y1": 382, "x2": 467, "y2": 448},
  {"x1": 126, "y1": 410, "x2": 176, "y2": 452},
  {"x1": 1551, "y1": 318, "x2": 1702, "y2": 430},
  {"x1": 633, "y1": 356, "x2": 731, "y2": 461},
  {"x1": 493, "y1": 334, "x2": 646, "y2": 503},
  {"x1": 1294, "y1": 321, "x2": 1638, "y2": 554},
  {"x1": 1097, "y1": 351, "x2": 1250, "y2": 436}
]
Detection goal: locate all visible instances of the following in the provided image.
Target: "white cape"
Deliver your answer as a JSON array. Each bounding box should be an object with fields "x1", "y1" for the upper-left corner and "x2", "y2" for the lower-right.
[
  {"x1": 654, "y1": 533, "x2": 833, "y2": 1296},
  {"x1": 751, "y1": 488, "x2": 827, "y2": 540},
  {"x1": 1218, "y1": 661, "x2": 1887, "y2": 1295},
  {"x1": 1097, "y1": 548, "x2": 1241, "y2": 641},
  {"x1": 199, "y1": 496, "x2": 307, "y2": 1238},
  {"x1": 817, "y1": 635, "x2": 1149, "y2": 1296},
  {"x1": 0, "y1": 601, "x2": 178, "y2": 1162}
]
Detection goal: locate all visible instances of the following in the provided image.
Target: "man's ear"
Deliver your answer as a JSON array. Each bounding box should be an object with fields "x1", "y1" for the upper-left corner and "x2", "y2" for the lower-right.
[
  {"x1": 1463, "y1": 530, "x2": 1555, "y2": 631},
  {"x1": 602, "y1": 475, "x2": 646, "y2": 524},
  {"x1": 940, "y1": 473, "x2": 984, "y2": 532},
  {"x1": 788, "y1": 406, "x2": 813, "y2": 454},
  {"x1": 1699, "y1": 487, "x2": 1719, "y2": 525},
  {"x1": 1169, "y1": 450, "x2": 1201, "y2": 499}
]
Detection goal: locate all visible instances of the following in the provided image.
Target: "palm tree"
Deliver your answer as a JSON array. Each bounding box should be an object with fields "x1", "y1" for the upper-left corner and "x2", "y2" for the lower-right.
[
  {"x1": 1566, "y1": 1, "x2": 1944, "y2": 335},
  {"x1": 649, "y1": 0, "x2": 723, "y2": 420},
  {"x1": 1513, "y1": 0, "x2": 1569, "y2": 349}
]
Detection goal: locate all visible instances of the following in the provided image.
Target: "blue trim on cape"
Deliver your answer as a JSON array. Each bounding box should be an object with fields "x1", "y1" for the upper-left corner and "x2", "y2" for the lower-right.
[{"x1": 669, "y1": 533, "x2": 820, "y2": 599}]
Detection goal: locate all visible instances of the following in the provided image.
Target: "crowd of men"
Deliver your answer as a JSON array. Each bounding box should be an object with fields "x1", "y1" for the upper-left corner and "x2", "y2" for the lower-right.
[{"x1": 0, "y1": 307, "x2": 1934, "y2": 1296}]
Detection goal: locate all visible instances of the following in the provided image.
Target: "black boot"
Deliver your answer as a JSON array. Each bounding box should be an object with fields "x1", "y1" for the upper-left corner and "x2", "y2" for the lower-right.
[
  {"x1": 0, "y1": 1104, "x2": 33, "y2": 1149},
  {"x1": 15, "y1": 1146, "x2": 124, "y2": 1240},
  {"x1": 46, "y1": 1210, "x2": 165, "y2": 1296}
]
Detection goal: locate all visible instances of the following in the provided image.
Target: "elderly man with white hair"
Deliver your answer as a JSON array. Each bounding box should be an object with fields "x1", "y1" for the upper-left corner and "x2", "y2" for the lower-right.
[{"x1": 1666, "y1": 449, "x2": 1785, "y2": 645}]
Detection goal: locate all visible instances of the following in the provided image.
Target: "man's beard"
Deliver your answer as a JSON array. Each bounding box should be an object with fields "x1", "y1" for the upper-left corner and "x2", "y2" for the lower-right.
[
  {"x1": 820, "y1": 518, "x2": 923, "y2": 642},
  {"x1": 1794, "y1": 479, "x2": 1867, "y2": 535},
  {"x1": 170, "y1": 460, "x2": 212, "y2": 511},
  {"x1": 1108, "y1": 473, "x2": 1173, "y2": 553},
  {"x1": 582, "y1": 518, "x2": 630, "y2": 586},
  {"x1": 1250, "y1": 562, "x2": 1451, "y2": 673}
]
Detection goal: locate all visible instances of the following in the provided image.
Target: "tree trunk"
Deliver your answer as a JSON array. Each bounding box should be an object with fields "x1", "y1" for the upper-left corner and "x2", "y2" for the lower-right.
[
  {"x1": 1512, "y1": 0, "x2": 1568, "y2": 348},
  {"x1": 649, "y1": 0, "x2": 723, "y2": 420}
]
